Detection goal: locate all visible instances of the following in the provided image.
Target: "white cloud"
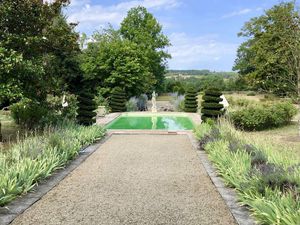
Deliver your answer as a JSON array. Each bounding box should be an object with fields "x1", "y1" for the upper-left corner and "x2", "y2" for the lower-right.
[
  {"x1": 65, "y1": 0, "x2": 180, "y2": 33},
  {"x1": 167, "y1": 33, "x2": 238, "y2": 70},
  {"x1": 222, "y1": 8, "x2": 252, "y2": 19}
]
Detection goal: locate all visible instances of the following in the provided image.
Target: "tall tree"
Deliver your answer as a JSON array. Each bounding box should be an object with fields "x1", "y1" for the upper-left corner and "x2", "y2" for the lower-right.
[
  {"x1": 80, "y1": 27, "x2": 156, "y2": 97},
  {"x1": 233, "y1": 2, "x2": 300, "y2": 97},
  {"x1": 0, "y1": 0, "x2": 80, "y2": 105},
  {"x1": 120, "y1": 6, "x2": 171, "y2": 92}
]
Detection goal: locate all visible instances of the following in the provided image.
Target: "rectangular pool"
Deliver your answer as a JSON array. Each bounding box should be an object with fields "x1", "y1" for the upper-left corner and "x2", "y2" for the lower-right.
[{"x1": 105, "y1": 115, "x2": 194, "y2": 130}]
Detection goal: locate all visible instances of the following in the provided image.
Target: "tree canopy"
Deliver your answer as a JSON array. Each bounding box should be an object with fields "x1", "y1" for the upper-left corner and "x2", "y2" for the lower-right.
[
  {"x1": 233, "y1": 2, "x2": 300, "y2": 97},
  {"x1": 120, "y1": 6, "x2": 171, "y2": 92},
  {"x1": 80, "y1": 28, "x2": 156, "y2": 97},
  {"x1": 0, "y1": 0, "x2": 80, "y2": 106},
  {"x1": 81, "y1": 6, "x2": 171, "y2": 98}
]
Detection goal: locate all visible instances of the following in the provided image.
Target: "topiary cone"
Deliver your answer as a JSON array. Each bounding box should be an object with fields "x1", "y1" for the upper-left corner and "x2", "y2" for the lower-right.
[
  {"x1": 184, "y1": 88, "x2": 198, "y2": 113},
  {"x1": 110, "y1": 87, "x2": 126, "y2": 112},
  {"x1": 201, "y1": 88, "x2": 224, "y2": 121},
  {"x1": 77, "y1": 91, "x2": 97, "y2": 126}
]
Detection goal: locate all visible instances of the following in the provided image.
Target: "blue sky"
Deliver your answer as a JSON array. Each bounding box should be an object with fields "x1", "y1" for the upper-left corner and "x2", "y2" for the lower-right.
[{"x1": 64, "y1": 0, "x2": 299, "y2": 71}]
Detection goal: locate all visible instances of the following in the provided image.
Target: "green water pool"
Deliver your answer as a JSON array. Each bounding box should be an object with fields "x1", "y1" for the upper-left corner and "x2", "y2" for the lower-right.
[{"x1": 106, "y1": 115, "x2": 194, "y2": 130}]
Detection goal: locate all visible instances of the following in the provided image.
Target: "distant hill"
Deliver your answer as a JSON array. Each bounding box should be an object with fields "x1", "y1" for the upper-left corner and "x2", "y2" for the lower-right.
[{"x1": 166, "y1": 70, "x2": 237, "y2": 79}]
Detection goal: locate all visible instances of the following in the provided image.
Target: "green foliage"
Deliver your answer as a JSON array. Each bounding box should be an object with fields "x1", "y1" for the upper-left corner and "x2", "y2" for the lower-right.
[
  {"x1": 194, "y1": 121, "x2": 300, "y2": 224},
  {"x1": 202, "y1": 95, "x2": 222, "y2": 102},
  {"x1": 81, "y1": 7, "x2": 170, "y2": 96},
  {"x1": 94, "y1": 93, "x2": 109, "y2": 108},
  {"x1": 0, "y1": 122, "x2": 105, "y2": 206},
  {"x1": 201, "y1": 88, "x2": 223, "y2": 121},
  {"x1": 167, "y1": 70, "x2": 237, "y2": 77},
  {"x1": 10, "y1": 94, "x2": 79, "y2": 129},
  {"x1": 0, "y1": 0, "x2": 80, "y2": 104},
  {"x1": 227, "y1": 97, "x2": 253, "y2": 108},
  {"x1": 80, "y1": 28, "x2": 155, "y2": 97},
  {"x1": 10, "y1": 98, "x2": 49, "y2": 129},
  {"x1": 46, "y1": 93, "x2": 78, "y2": 121},
  {"x1": 0, "y1": 83, "x2": 23, "y2": 108},
  {"x1": 120, "y1": 6, "x2": 171, "y2": 92},
  {"x1": 233, "y1": 2, "x2": 300, "y2": 97},
  {"x1": 230, "y1": 101, "x2": 297, "y2": 131},
  {"x1": 77, "y1": 91, "x2": 97, "y2": 126},
  {"x1": 164, "y1": 70, "x2": 250, "y2": 93},
  {"x1": 194, "y1": 123, "x2": 213, "y2": 140},
  {"x1": 184, "y1": 88, "x2": 198, "y2": 112},
  {"x1": 109, "y1": 88, "x2": 126, "y2": 113},
  {"x1": 247, "y1": 91, "x2": 256, "y2": 96}
]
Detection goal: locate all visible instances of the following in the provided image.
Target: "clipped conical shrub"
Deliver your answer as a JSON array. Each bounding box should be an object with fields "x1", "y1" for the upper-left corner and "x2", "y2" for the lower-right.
[
  {"x1": 77, "y1": 92, "x2": 97, "y2": 126},
  {"x1": 201, "y1": 88, "x2": 223, "y2": 121},
  {"x1": 110, "y1": 87, "x2": 126, "y2": 112},
  {"x1": 184, "y1": 87, "x2": 198, "y2": 113}
]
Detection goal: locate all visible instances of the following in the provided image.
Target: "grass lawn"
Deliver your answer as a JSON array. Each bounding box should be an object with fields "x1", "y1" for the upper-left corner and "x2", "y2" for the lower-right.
[
  {"x1": 0, "y1": 111, "x2": 23, "y2": 150},
  {"x1": 156, "y1": 94, "x2": 174, "y2": 101},
  {"x1": 214, "y1": 92, "x2": 300, "y2": 156},
  {"x1": 224, "y1": 92, "x2": 266, "y2": 102},
  {"x1": 246, "y1": 122, "x2": 300, "y2": 157}
]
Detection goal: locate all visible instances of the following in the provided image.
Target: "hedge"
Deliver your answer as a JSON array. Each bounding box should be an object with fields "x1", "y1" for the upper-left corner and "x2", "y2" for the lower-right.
[{"x1": 230, "y1": 101, "x2": 297, "y2": 131}]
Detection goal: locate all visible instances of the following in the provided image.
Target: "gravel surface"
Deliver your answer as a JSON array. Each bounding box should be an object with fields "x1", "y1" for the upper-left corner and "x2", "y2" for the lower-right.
[{"x1": 12, "y1": 134, "x2": 236, "y2": 225}]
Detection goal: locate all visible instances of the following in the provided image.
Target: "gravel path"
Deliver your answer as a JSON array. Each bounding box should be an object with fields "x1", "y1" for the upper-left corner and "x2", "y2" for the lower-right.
[{"x1": 12, "y1": 135, "x2": 236, "y2": 225}]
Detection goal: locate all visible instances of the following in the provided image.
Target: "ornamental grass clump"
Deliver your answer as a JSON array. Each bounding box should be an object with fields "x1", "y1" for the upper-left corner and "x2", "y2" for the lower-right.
[
  {"x1": 0, "y1": 122, "x2": 105, "y2": 206},
  {"x1": 201, "y1": 88, "x2": 224, "y2": 121},
  {"x1": 194, "y1": 119, "x2": 300, "y2": 225}
]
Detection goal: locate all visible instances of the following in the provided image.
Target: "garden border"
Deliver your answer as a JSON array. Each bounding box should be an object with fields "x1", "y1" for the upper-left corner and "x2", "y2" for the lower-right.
[
  {"x1": 0, "y1": 128, "x2": 256, "y2": 225},
  {"x1": 186, "y1": 133, "x2": 257, "y2": 225},
  {"x1": 0, "y1": 134, "x2": 112, "y2": 225}
]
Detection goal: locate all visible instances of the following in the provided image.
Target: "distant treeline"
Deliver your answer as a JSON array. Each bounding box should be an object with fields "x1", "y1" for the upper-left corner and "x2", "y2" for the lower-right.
[{"x1": 166, "y1": 70, "x2": 237, "y2": 78}]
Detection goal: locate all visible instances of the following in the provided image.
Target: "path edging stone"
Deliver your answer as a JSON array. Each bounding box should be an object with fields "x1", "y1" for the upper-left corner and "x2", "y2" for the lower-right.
[{"x1": 0, "y1": 134, "x2": 112, "y2": 225}]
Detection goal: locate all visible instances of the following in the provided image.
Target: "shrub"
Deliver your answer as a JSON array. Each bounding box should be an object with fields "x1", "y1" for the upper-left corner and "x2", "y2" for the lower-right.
[
  {"x1": 184, "y1": 87, "x2": 198, "y2": 112},
  {"x1": 201, "y1": 88, "x2": 223, "y2": 121},
  {"x1": 0, "y1": 122, "x2": 105, "y2": 206},
  {"x1": 77, "y1": 92, "x2": 97, "y2": 126},
  {"x1": 109, "y1": 87, "x2": 126, "y2": 112},
  {"x1": 10, "y1": 98, "x2": 49, "y2": 129},
  {"x1": 230, "y1": 101, "x2": 297, "y2": 131}
]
